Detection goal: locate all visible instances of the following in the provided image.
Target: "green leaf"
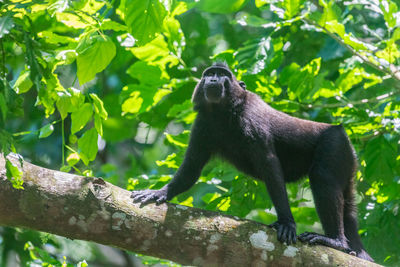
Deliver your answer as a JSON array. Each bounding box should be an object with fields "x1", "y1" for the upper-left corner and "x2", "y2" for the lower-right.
[
  {"x1": 38, "y1": 31, "x2": 77, "y2": 45},
  {"x1": 56, "y1": 94, "x2": 71, "y2": 120},
  {"x1": 124, "y1": 0, "x2": 167, "y2": 45},
  {"x1": 81, "y1": 0, "x2": 105, "y2": 14},
  {"x1": 76, "y1": 34, "x2": 116, "y2": 84},
  {"x1": 13, "y1": 71, "x2": 33, "y2": 94},
  {"x1": 56, "y1": 89, "x2": 85, "y2": 120},
  {"x1": 280, "y1": 58, "x2": 321, "y2": 101},
  {"x1": 56, "y1": 50, "x2": 77, "y2": 65},
  {"x1": 156, "y1": 153, "x2": 179, "y2": 169},
  {"x1": 0, "y1": 93, "x2": 7, "y2": 122},
  {"x1": 121, "y1": 91, "x2": 143, "y2": 115},
  {"x1": 100, "y1": 19, "x2": 127, "y2": 31},
  {"x1": 283, "y1": 0, "x2": 302, "y2": 19},
  {"x1": 126, "y1": 61, "x2": 165, "y2": 86},
  {"x1": 48, "y1": 0, "x2": 69, "y2": 14},
  {"x1": 78, "y1": 128, "x2": 98, "y2": 165},
  {"x1": 94, "y1": 113, "x2": 103, "y2": 136},
  {"x1": 55, "y1": 12, "x2": 89, "y2": 29},
  {"x1": 130, "y1": 35, "x2": 179, "y2": 71},
  {"x1": 381, "y1": 1, "x2": 398, "y2": 28},
  {"x1": 120, "y1": 82, "x2": 163, "y2": 115},
  {"x1": 364, "y1": 136, "x2": 397, "y2": 183},
  {"x1": 66, "y1": 152, "x2": 80, "y2": 166},
  {"x1": 37, "y1": 87, "x2": 56, "y2": 117},
  {"x1": 0, "y1": 15, "x2": 14, "y2": 38},
  {"x1": 71, "y1": 103, "x2": 93, "y2": 134},
  {"x1": 39, "y1": 124, "x2": 54, "y2": 138},
  {"x1": 325, "y1": 20, "x2": 345, "y2": 37},
  {"x1": 90, "y1": 93, "x2": 108, "y2": 119},
  {"x1": 164, "y1": 130, "x2": 189, "y2": 148},
  {"x1": 0, "y1": 130, "x2": 14, "y2": 155},
  {"x1": 196, "y1": 0, "x2": 247, "y2": 14},
  {"x1": 5, "y1": 159, "x2": 24, "y2": 189},
  {"x1": 335, "y1": 67, "x2": 366, "y2": 93},
  {"x1": 392, "y1": 27, "x2": 400, "y2": 42},
  {"x1": 255, "y1": 0, "x2": 268, "y2": 8},
  {"x1": 60, "y1": 165, "x2": 71, "y2": 172}
]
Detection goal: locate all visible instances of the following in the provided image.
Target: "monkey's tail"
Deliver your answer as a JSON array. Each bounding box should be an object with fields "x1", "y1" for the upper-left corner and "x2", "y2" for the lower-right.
[{"x1": 343, "y1": 181, "x2": 374, "y2": 262}]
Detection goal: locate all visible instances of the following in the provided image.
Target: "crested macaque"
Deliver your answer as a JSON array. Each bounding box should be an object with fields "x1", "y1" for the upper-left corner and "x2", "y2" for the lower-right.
[{"x1": 131, "y1": 62, "x2": 373, "y2": 261}]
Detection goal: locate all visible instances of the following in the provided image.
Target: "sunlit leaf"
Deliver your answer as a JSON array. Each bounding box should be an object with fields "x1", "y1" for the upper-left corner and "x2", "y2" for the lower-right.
[
  {"x1": 78, "y1": 128, "x2": 98, "y2": 165},
  {"x1": 76, "y1": 34, "x2": 116, "y2": 84},
  {"x1": 81, "y1": 0, "x2": 105, "y2": 14},
  {"x1": 236, "y1": 37, "x2": 283, "y2": 74},
  {"x1": 280, "y1": 58, "x2": 321, "y2": 101},
  {"x1": 38, "y1": 31, "x2": 77, "y2": 45},
  {"x1": 126, "y1": 61, "x2": 165, "y2": 86},
  {"x1": 156, "y1": 153, "x2": 179, "y2": 169},
  {"x1": 66, "y1": 152, "x2": 80, "y2": 166},
  {"x1": 121, "y1": 91, "x2": 143, "y2": 115},
  {"x1": 283, "y1": 0, "x2": 302, "y2": 19},
  {"x1": 39, "y1": 124, "x2": 54, "y2": 138},
  {"x1": 380, "y1": 1, "x2": 398, "y2": 28},
  {"x1": 124, "y1": 0, "x2": 167, "y2": 44},
  {"x1": 100, "y1": 19, "x2": 127, "y2": 31},
  {"x1": 94, "y1": 113, "x2": 103, "y2": 136},
  {"x1": 71, "y1": 103, "x2": 93, "y2": 134},
  {"x1": 55, "y1": 12, "x2": 89, "y2": 29},
  {"x1": 164, "y1": 130, "x2": 189, "y2": 148},
  {"x1": 90, "y1": 93, "x2": 108, "y2": 119},
  {"x1": 196, "y1": 0, "x2": 247, "y2": 14},
  {"x1": 130, "y1": 35, "x2": 179, "y2": 71},
  {"x1": 13, "y1": 70, "x2": 33, "y2": 94},
  {"x1": 5, "y1": 159, "x2": 24, "y2": 189}
]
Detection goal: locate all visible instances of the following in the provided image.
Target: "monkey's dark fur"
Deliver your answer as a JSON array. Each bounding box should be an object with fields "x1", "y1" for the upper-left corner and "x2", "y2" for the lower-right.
[{"x1": 131, "y1": 62, "x2": 373, "y2": 261}]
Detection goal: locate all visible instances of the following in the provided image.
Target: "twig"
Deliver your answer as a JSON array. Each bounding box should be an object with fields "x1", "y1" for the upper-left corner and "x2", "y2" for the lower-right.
[{"x1": 302, "y1": 18, "x2": 400, "y2": 82}]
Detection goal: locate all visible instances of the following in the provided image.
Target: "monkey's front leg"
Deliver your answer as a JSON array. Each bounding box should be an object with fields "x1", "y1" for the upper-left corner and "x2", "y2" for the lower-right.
[
  {"x1": 263, "y1": 153, "x2": 297, "y2": 245},
  {"x1": 131, "y1": 138, "x2": 211, "y2": 206}
]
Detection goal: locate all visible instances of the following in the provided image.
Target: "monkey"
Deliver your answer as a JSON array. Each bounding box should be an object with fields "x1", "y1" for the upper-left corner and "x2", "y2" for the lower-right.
[{"x1": 131, "y1": 62, "x2": 373, "y2": 262}]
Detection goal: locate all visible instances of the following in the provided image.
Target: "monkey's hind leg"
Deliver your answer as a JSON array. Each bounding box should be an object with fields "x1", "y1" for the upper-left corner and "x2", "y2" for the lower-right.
[
  {"x1": 299, "y1": 166, "x2": 351, "y2": 253},
  {"x1": 343, "y1": 184, "x2": 374, "y2": 261}
]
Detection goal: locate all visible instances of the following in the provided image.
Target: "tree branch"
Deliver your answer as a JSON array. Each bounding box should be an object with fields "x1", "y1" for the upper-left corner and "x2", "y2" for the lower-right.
[
  {"x1": 303, "y1": 18, "x2": 400, "y2": 83},
  {"x1": 0, "y1": 154, "x2": 380, "y2": 266}
]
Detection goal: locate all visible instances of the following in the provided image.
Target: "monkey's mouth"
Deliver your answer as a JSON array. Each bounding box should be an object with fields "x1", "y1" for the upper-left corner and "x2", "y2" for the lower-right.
[{"x1": 205, "y1": 84, "x2": 224, "y2": 102}]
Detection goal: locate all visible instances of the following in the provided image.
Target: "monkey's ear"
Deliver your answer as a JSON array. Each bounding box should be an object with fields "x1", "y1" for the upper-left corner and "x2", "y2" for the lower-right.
[{"x1": 238, "y1": 81, "x2": 246, "y2": 90}]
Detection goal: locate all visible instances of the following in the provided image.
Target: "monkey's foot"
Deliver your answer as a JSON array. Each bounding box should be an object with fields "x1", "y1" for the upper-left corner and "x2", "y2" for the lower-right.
[
  {"x1": 357, "y1": 249, "x2": 374, "y2": 262},
  {"x1": 131, "y1": 188, "x2": 168, "y2": 206},
  {"x1": 298, "y1": 232, "x2": 350, "y2": 253},
  {"x1": 269, "y1": 220, "x2": 297, "y2": 245}
]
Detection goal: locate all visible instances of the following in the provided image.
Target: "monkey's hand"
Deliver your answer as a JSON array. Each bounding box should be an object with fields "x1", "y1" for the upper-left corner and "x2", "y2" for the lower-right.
[
  {"x1": 269, "y1": 220, "x2": 297, "y2": 245},
  {"x1": 131, "y1": 188, "x2": 168, "y2": 206}
]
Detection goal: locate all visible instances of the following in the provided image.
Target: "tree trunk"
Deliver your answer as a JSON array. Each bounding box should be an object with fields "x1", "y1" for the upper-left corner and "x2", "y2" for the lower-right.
[{"x1": 0, "y1": 154, "x2": 380, "y2": 267}]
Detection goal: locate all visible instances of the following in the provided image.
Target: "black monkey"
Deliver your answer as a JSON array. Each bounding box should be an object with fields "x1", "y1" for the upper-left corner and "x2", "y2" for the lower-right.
[{"x1": 131, "y1": 62, "x2": 373, "y2": 262}]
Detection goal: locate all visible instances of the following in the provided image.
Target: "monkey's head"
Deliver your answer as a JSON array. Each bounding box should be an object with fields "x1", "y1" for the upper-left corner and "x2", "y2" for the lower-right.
[{"x1": 192, "y1": 63, "x2": 246, "y2": 110}]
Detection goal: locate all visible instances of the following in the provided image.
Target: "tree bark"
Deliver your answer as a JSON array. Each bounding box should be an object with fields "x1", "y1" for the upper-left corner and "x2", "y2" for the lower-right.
[{"x1": 0, "y1": 154, "x2": 380, "y2": 267}]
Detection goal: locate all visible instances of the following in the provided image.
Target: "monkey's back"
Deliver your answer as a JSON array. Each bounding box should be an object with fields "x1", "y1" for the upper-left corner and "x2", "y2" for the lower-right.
[{"x1": 243, "y1": 92, "x2": 342, "y2": 182}]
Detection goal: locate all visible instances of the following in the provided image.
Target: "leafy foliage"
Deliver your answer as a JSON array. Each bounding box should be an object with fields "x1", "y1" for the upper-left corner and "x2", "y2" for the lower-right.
[{"x1": 1, "y1": 0, "x2": 400, "y2": 265}]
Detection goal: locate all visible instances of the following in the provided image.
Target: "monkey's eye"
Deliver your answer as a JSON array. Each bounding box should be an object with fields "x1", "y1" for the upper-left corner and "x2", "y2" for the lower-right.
[{"x1": 206, "y1": 72, "x2": 215, "y2": 76}]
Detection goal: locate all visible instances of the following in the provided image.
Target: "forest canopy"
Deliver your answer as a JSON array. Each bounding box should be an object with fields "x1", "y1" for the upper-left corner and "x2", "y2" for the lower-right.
[{"x1": 0, "y1": 0, "x2": 399, "y2": 266}]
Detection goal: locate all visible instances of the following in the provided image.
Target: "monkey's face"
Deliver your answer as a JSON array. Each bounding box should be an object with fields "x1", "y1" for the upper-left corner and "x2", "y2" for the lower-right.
[
  {"x1": 201, "y1": 66, "x2": 233, "y2": 103},
  {"x1": 192, "y1": 64, "x2": 246, "y2": 109}
]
